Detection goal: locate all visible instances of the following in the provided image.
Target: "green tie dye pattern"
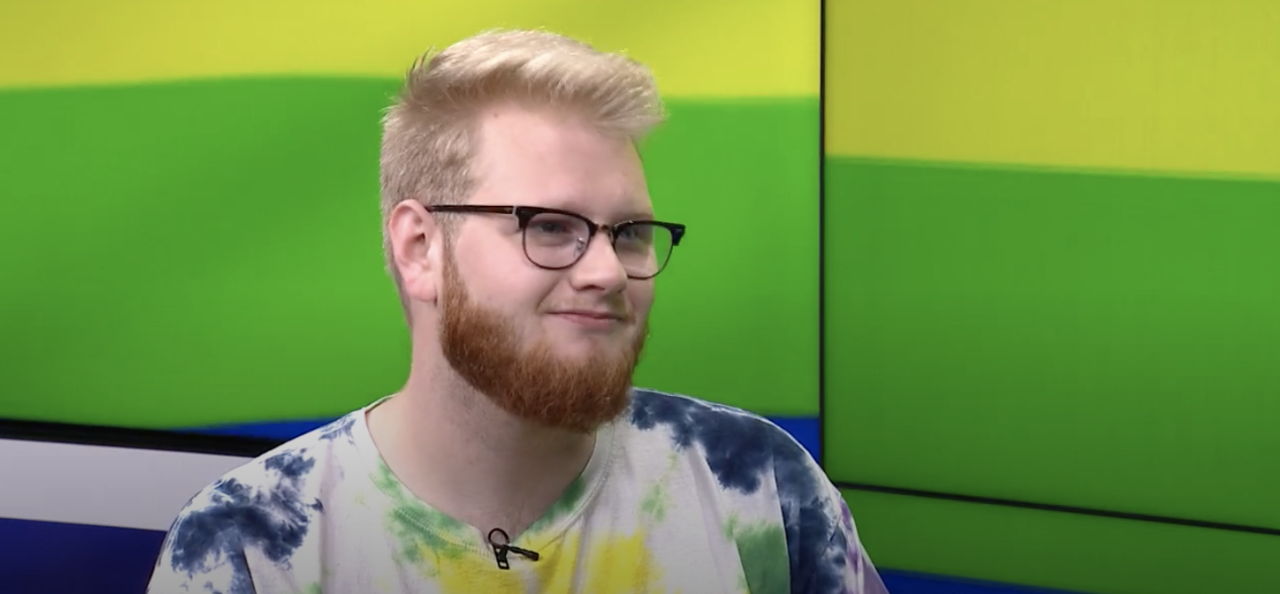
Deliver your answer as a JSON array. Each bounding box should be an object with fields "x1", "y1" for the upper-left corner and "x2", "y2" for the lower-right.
[
  {"x1": 373, "y1": 462, "x2": 474, "y2": 571},
  {"x1": 725, "y1": 515, "x2": 790, "y2": 594}
]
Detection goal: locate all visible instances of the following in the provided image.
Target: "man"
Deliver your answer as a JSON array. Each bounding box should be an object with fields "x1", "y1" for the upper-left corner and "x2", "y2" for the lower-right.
[{"x1": 146, "y1": 29, "x2": 888, "y2": 594}]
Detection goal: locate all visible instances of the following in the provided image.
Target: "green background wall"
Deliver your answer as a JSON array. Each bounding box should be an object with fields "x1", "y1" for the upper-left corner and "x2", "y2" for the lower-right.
[
  {"x1": 824, "y1": 1, "x2": 1280, "y2": 593},
  {"x1": 0, "y1": 0, "x2": 820, "y2": 428}
]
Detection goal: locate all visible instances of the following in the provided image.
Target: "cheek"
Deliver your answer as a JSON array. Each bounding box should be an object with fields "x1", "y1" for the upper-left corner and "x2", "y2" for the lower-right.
[
  {"x1": 454, "y1": 236, "x2": 551, "y2": 306},
  {"x1": 475, "y1": 268, "x2": 561, "y2": 320},
  {"x1": 627, "y1": 283, "x2": 656, "y2": 319}
]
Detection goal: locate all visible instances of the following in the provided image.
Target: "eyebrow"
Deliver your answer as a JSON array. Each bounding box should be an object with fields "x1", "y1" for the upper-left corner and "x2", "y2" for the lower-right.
[
  {"x1": 545, "y1": 198, "x2": 654, "y2": 222},
  {"x1": 614, "y1": 210, "x2": 657, "y2": 221}
]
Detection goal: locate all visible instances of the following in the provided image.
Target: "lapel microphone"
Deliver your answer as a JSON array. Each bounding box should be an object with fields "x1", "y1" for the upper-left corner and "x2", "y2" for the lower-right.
[{"x1": 487, "y1": 528, "x2": 541, "y2": 570}]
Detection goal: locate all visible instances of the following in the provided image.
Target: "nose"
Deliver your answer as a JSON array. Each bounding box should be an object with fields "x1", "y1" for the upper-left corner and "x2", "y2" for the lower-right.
[{"x1": 567, "y1": 232, "x2": 629, "y2": 293}]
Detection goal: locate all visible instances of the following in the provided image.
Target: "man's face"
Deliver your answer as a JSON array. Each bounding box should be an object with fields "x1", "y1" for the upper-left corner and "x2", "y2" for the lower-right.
[{"x1": 436, "y1": 104, "x2": 657, "y2": 433}]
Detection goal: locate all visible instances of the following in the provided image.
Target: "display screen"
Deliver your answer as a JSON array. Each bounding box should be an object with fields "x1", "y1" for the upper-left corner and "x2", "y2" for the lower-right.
[{"x1": 0, "y1": 0, "x2": 820, "y2": 443}]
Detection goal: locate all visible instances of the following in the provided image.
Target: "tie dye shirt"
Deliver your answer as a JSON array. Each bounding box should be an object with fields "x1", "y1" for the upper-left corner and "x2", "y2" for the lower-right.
[{"x1": 145, "y1": 389, "x2": 889, "y2": 594}]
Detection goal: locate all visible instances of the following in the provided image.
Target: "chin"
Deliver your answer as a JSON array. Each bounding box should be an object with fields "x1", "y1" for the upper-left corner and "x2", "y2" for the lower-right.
[
  {"x1": 555, "y1": 336, "x2": 612, "y2": 357},
  {"x1": 561, "y1": 332, "x2": 632, "y2": 355}
]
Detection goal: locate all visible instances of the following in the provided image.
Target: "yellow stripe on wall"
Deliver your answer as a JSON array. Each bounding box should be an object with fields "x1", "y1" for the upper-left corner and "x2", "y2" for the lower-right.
[
  {"x1": 826, "y1": 0, "x2": 1280, "y2": 178},
  {"x1": 0, "y1": 0, "x2": 817, "y2": 98}
]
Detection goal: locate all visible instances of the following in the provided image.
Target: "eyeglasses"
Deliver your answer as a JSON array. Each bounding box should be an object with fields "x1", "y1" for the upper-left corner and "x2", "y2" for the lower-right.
[{"x1": 425, "y1": 205, "x2": 686, "y2": 280}]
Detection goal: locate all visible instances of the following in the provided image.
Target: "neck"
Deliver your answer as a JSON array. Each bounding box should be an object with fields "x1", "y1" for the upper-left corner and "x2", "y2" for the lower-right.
[{"x1": 368, "y1": 346, "x2": 597, "y2": 537}]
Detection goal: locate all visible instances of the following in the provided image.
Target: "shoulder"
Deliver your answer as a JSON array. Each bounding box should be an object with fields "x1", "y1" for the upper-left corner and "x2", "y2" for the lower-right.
[
  {"x1": 146, "y1": 413, "x2": 360, "y2": 592},
  {"x1": 625, "y1": 388, "x2": 885, "y2": 594},
  {"x1": 627, "y1": 387, "x2": 818, "y2": 494}
]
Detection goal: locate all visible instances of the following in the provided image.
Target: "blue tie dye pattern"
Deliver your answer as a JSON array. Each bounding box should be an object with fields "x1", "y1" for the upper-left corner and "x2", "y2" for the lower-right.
[
  {"x1": 318, "y1": 414, "x2": 357, "y2": 442},
  {"x1": 628, "y1": 389, "x2": 866, "y2": 594},
  {"x1": 225, "y1": 551, "x2": 257, "y2": 594},
  {"x1": 159, "y1": 449, "x2": 323, "y2": 593}
]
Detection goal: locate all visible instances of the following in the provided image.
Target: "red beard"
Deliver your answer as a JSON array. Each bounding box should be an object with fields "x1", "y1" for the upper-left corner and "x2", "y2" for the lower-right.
[{"x1": 438, "y1": 253, "x2": 647, "y2": 433}]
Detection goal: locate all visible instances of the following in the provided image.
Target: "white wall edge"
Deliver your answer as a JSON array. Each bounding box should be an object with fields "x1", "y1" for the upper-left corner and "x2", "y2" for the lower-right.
[{"x1": 0, "y1": 438, "x2": 250, "y2": 532}]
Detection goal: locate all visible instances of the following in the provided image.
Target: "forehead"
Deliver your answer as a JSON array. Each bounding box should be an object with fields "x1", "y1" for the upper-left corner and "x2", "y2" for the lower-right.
[{"x1": 470, "y1": 104, "x2": 653, "y2": 219}]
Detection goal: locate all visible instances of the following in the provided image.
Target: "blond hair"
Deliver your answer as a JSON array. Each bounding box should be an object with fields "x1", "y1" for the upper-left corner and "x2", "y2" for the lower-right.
[{"x1": 379, "y1": 29, "x2": 666, "y2": 294}]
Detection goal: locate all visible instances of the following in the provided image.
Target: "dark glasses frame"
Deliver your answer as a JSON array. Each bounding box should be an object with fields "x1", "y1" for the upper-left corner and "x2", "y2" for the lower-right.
[{"x1": 425, "y1": 204, "x2": 687, "y2": 280}]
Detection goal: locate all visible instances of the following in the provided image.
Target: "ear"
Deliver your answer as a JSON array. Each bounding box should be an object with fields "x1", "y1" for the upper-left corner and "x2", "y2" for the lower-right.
[{"x1": 388, "y1": 199, "x2": 444, "y2": 304}]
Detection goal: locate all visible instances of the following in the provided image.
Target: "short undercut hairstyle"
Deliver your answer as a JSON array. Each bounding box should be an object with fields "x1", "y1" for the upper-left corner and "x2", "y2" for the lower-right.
[{"x1": 379, "y1": 29, "x2": 667, "y2": 296}]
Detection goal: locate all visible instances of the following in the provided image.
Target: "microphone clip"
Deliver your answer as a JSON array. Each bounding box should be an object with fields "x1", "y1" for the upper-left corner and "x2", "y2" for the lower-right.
[{"x1": 487, "y1": 528, "x2": 540, "y2": 570}]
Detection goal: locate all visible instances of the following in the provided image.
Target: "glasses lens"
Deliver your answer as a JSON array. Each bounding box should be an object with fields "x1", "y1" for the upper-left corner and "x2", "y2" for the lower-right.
[
  {"x1": 523, "y1": 214, "x2": 676, "y2": 278},
  {"x1": 614, "y1": 222, "x2": 674, "y2": 278},
  {"x1": 523, "y1": 212, "x2": 591, "y2": 268}
]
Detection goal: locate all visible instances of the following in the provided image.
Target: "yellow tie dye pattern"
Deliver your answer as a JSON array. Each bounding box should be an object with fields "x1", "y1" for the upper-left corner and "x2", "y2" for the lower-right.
[
  {"x1": 578, "y1": 530, "x2": 671, "y2": 594},
  {"x1": 376, "y1": 437, "x2": 687, "y2": 593},
  {"x1": 428, "y1": 545, "x2": 527, "y2": 592},
  {"x1": 393, "y1": 521, "x2": 676, "y2": 593}
]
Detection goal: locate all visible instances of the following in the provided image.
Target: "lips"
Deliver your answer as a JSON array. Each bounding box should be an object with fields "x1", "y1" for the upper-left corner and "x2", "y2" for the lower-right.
[{"x1": 553, "y1": 310, "x2": 626, "y2": 321}]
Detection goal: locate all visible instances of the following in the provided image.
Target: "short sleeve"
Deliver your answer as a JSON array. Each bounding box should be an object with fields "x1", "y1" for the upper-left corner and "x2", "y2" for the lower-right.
[
  {"x1": 145, "y1": 500, "x2": 260, "y2": 594},
  {"x1": 771, "y1": 426, "x2": 890, "y2": 594},
  {"x1": 810, "y1": 494, "x2": 891, "y2": 594}
]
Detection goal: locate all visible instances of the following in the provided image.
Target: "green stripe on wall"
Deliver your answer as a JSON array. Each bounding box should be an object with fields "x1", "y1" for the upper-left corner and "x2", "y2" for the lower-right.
[
  {"x1": 845, "y1": 489, "x2": 1279, "y2": 594},
  {"x1": 0, "y1": 78, "x2": 818, "y2": 428},
  {"x1": 823, "y1": 157, "x2": 1280, "y2": 529}
]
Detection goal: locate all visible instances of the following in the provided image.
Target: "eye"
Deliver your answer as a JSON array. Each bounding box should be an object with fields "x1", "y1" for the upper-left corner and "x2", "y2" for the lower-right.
[
  {"x1": 534, "y1": 220, "x2": 574, "y2": 235},
  {"x1": 524, "y1": 213, "x2": 586, "y2": 248},
  {"x1": 617, "y1": 224, "x2": 654, "y2": 243}
]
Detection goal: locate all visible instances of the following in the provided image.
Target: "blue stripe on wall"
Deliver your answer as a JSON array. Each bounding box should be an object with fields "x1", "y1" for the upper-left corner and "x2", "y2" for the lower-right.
[
  {"x1": 0, "y1": 517, "x2": 165, "y2": 594},
  {"x1": 877, "y1": 570, "x2": 1094, "y2": 594},
  {"x1": 767, "y1": 416, "x2": 821, "y2": 461},
  {"x1": 184, "y1": 417, "x2": 335, "y2": 441},
  {"x1": 183, "y1": 415, "x2": 825, "y2": 463}
]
